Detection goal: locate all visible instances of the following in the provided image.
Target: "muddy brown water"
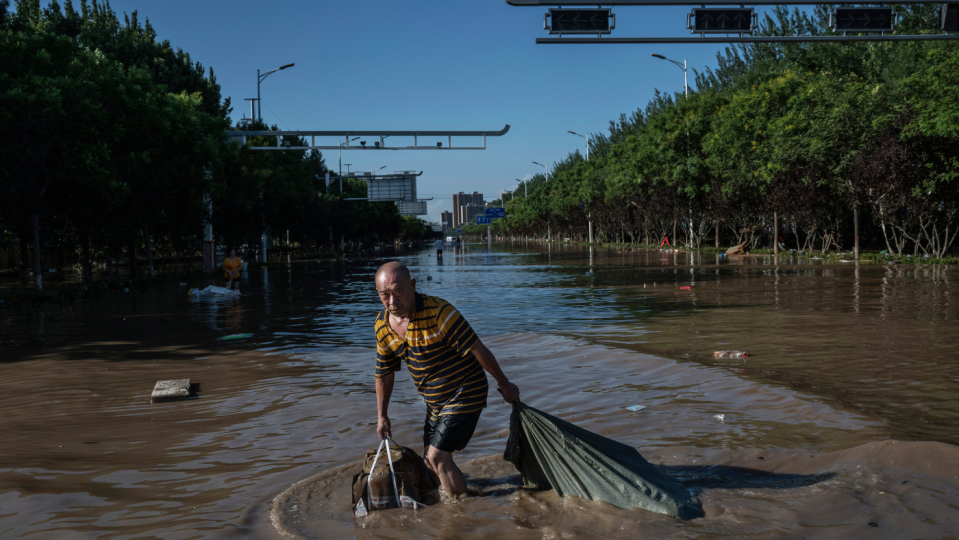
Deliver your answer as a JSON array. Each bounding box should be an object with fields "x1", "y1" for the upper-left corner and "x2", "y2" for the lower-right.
[{"x1": 1, "y1": 244, "x2": 958, "y2": 539}]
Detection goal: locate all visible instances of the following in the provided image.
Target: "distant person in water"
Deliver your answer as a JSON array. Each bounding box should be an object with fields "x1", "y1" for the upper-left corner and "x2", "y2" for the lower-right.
[
  {"x1": 373, "y1": 261, "x2": 520, "y2": 496},
  {"x1": 223, "y1": 249, "x2": 242, "y2": 291},
  {"x1": 435, "y1": 238, "x2": 444, "y2": 258}
]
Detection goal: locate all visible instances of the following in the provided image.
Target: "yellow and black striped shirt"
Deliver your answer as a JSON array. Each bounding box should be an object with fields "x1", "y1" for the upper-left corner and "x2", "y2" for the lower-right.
[{"x1": 375, "y1": 293, "x2": 488, "y2": 418}]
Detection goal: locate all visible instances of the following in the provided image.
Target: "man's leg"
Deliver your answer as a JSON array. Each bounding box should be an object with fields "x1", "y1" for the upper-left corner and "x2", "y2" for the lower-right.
[{"x1": 424, "y1": 445, "x2": 466, "y2": 495}]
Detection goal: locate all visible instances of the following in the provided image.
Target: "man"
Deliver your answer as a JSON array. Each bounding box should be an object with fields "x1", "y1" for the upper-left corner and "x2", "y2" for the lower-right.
[
  {"x1": 374, "y1": 261, "x2": 520, "y2": 496},
  {"x1": 435, "y1": 238, "x2": 444, "y2": 258},
  {"x1": 223, "y1": 248, "x2": 242, "y2": 291}
]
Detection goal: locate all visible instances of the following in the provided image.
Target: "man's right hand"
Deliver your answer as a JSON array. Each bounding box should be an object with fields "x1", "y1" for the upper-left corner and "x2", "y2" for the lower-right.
[{"x1": 377, "y1": 415, "x2": 392, "y2": 440}]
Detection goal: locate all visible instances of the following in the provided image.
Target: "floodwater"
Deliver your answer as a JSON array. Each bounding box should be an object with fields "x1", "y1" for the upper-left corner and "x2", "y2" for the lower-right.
[{"x1": 1, "y1": 244, "x2": 958, "y2": 539}]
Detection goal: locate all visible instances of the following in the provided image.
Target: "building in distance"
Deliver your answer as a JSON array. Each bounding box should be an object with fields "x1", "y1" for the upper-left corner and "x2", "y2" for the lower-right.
[{"x1": 451, "y1": 191, "x2": 484, "y2": 227}]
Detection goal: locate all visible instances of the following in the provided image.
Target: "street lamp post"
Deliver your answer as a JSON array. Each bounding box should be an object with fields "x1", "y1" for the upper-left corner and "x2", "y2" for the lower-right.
[
  {"x1": 567, "y1": 130, "x2": 591, "y2": 160},
  {"x1": 257, "y1": 63, "x2": 295, "y2": 122},
  {"x1": 652, "y1": 53, "x2": 692, "y2": 248},
  {"x1": 651, "y1": 54, "x2": 687, "y2": 98},
  {"x1": 253, "y1": 63, "x2": 293, "y2": 265},
  {"x1": 533, "y1": 161, "x2": 550, "y2": 242},
  {"x1": 516, "y1": 179, "x2": 527, "y2": 199},
  {"x1": 339, "y1": 137, "x2": 359, "y2": 175},
  {"x1": 568, "y1": 131, "x2": 593, "y2": 243},
  {"x1": 371, "y1": 165, "x2": 387, "y2": 175}
]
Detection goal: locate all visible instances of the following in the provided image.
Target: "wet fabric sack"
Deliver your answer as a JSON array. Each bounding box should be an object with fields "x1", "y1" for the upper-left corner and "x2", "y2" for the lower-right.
[
  {"x1": 351, "y1": 439, "x2": 438, "y2": 516},
  {"x1": 504, "y1": 401, "x2": 703, "y2": 520}
]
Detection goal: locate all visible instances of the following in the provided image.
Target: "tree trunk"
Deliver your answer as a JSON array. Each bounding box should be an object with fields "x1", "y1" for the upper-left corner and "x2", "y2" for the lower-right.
[
  {"x1": 672, "y1": 219, "x2": 677, "y2": 245},
  {"x1": 80, "y1": 239, "x2": 93, "y2": 285},
  {"x1": 19, "y1": 226, "x2": 30, "y2": 285},
  {"x1": 143, "y1": 223, "x2": 155, "y2": 278},
  {"x1": 129, "y1": 240, "x2": 137, "y2": 278},
  {"x1": 773, "y1": 212, "x2": 779, "y2": 256},
  {"x1": 853, "y1": 207, "x2": 860, "y2": 259},
  {"x1": 31, "y1": 212, "x2": 42, "y2": 293},
  {"x1": 715, "y1": 221, "x2": 719, "y2": 248}
]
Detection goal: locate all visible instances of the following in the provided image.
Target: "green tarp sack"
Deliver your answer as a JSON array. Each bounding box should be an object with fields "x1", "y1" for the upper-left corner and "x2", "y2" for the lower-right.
[{"x1": 504, "y1": 401, "x2": 703, "y2": 520}]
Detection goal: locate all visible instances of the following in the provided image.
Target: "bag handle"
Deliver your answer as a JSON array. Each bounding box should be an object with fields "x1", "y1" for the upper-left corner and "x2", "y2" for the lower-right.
[{"x1": 367, "y1": 437, "x2": 401, "y2": 507}]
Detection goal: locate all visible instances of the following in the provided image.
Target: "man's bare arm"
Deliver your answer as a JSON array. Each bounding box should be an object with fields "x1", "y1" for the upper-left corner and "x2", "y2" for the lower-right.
[
  {"x1": 471, "y1": 338, "x2": 521, "y2": 403},
  {"x1": 375, "y1": 371, "x2": 394, "y2": 439}
]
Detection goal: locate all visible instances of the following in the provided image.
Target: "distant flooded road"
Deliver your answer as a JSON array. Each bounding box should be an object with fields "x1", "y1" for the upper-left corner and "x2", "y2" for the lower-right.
[{"x1": 2, "y1": 243, "x2": 958, "y2": 538}]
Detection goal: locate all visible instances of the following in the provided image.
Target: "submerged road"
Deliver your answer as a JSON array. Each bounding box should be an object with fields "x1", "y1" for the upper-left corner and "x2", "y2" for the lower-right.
[{"x1": 1, "y1": 243, "x2": 957, "y2": 538}]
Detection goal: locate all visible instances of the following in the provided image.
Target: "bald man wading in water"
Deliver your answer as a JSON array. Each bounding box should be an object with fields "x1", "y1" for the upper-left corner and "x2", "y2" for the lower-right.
[{"x1": 374, "y1": 261, "x2": 520, "y2": 496}]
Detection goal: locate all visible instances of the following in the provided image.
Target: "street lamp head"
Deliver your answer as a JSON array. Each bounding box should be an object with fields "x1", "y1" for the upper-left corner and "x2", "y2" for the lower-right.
[
  {"x1": 279, "y1": 63, "x2": 294, "y2": 70},
  {"x1": 651, "y1": 53, "x2": 666, "y2": 59}
]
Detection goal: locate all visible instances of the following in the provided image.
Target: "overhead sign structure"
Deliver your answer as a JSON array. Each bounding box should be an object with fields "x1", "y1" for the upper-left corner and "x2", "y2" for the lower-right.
[
  {"x1": 546, "y1": 8, "x2": 614, "y2": 34},
  {"x1": 485, "y1": 207, "x2": 507, "y2": 219},
  {"x1": 509, "y1": 0, "x2": 934, "y2": 6},
  {"x1": 830, "y1": 7, "x2": 897, "y2": 34},
  {"x1": 395, "y1": 200, "x2": 428, "y2": 216},
  {"x1": 230, "y1": 126, "x2": 510, "y2": 151},
  {"x1": 688, "y1": 8, "x2": 755, "y2": 34},
  {"x1": 364, "y1": 172, "x2": 418, "y2": 202},
  {"x1": 476, "y1": 216, "x2": 493, "y2": 225},
  {"x1": 506, "y1": 0, "x2": 959, "y2": 43}
]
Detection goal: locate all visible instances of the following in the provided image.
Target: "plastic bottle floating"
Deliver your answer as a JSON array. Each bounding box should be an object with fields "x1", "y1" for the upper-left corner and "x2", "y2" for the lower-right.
[
  {"x1": 219, "y1": 333, "x2": 253, "y2": 341},
  {"x1": 713, "y1": 350, "x2": 748, "y2": 359}
]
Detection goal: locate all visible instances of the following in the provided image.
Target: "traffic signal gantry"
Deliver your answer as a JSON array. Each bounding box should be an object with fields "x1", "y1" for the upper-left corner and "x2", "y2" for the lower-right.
[{"x1": 507, "y1": 0, "x2": 959, "y2": 43}]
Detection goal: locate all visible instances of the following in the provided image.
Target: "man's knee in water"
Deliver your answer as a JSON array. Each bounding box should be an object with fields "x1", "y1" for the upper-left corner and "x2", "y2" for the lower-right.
[{"x1": 423, "y1": 446, "x2": 450, "y2": 472}]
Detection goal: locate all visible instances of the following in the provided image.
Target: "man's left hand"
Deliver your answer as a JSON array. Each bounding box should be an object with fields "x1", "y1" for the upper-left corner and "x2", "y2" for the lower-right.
[{"x1": 499, "y1": 381, "x2": 520, "y2": 404}]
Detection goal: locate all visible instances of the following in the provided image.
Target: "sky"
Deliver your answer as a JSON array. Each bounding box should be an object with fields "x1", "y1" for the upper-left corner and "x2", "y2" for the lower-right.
[{"x1": 94, "y1": 1, "x2": 769, "y2": 223}]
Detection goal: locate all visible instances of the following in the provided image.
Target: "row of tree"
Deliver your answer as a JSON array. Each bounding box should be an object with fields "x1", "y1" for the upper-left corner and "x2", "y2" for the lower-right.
[
  {"x1": 475, "y1": 5, "x2": 959, "y2": 258},
  {"x1": 1, "y1": 0, "x2": 430, "y2": 292}
]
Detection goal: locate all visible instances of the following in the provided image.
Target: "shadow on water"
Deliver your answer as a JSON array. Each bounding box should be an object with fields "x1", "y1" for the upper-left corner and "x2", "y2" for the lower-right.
[
  {"x1": 663, "y1": 465, "x2": 837, "y2": 494},
  {"x1": 464, "y1": 466, "x2": 835, "y2": 500}
]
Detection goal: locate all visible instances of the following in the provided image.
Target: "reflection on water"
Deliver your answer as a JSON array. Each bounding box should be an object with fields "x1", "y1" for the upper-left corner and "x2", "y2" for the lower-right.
[{"x1": 1, "y1": 243, "x2": 958, "y2": 538}]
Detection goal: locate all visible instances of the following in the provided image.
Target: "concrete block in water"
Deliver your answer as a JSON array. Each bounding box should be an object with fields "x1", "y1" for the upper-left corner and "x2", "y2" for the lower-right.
[{"x1": 151, "y1": 379, "x2": 191, "y2": 403}]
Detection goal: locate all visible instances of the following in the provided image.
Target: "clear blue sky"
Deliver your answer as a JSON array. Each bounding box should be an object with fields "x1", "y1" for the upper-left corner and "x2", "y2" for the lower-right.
[{"x1": 102, "y1": 1, "x2": 768, "y2": 223}]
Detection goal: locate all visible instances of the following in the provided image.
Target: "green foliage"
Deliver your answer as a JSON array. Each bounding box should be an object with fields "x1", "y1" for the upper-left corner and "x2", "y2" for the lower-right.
[
  {"x1": 1, "y1": 0, "x2": 415, "y2": 288},
  {"x1": 492, "y1": 7, "x2": 959, "y2": 256}
]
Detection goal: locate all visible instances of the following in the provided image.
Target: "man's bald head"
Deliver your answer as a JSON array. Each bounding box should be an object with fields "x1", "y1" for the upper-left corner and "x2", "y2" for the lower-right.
[
  {"x1": 375, "y1": 261, "x2": 411, "y2": 285},
  {"x1": 375, "y1": 261, "x2": 416, "y2": 318}
]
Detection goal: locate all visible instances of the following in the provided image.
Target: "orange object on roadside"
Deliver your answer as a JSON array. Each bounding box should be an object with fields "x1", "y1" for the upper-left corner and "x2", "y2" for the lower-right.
[{"x1": 680, "y1": 286, "x2": 691, "y2": 290}]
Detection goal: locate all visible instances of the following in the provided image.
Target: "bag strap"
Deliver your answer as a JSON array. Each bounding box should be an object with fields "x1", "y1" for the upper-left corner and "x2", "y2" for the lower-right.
[
  {"x1": 367, "y1": 438, "x2": 401, "y2": 506},
  {"x1": 383, "y1": 438, "x2": 401, "y2": 503}
]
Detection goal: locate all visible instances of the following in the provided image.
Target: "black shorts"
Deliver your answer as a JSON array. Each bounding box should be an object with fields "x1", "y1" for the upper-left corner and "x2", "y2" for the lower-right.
[
  {"x1": 437, "y1": 249, "x2": 443, "y2": 255},
  {"x1": 423, "y1": 409, "x2": 482, "y2": 453}
]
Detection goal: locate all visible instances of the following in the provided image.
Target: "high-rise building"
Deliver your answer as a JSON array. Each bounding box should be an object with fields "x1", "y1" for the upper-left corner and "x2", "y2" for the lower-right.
[
  {"x1": 440, "y1": 211, "x2": 453, "y2": 231},
  {"x1": 451, "y1": 191, "x2": 484, "y2": 227},
  {"x1": 460, "y1": 204, "x2": 486, "y2": 227}
]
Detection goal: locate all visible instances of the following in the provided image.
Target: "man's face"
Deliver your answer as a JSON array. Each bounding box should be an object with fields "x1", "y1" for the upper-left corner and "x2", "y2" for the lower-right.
[{"x1": 376, "y1": 272, "x2": 416, "y2": 318}]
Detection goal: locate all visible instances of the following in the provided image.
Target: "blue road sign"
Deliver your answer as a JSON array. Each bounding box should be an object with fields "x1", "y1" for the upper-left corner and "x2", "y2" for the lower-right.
[
  {"x1": 485, "y1": 207, "x2": 506, "y2": 219},
  {"x1": 476, "y1": 216, "x2": 492, "y2": 225}
]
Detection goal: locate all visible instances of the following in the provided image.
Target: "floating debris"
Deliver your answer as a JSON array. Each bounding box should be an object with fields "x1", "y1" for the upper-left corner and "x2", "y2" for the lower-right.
[
  {"x1": 625, "y1": 405, "x2": 647, "y2": 412},
  {"x1": 218, "y1": 333, "x2": 253, "y2": 341},
  {"x1": 151, "y1": 379, "x2": 191, "y2": 403},
  {"x1": 713, "y1": 351, "x2": 748, "y2": 359}
]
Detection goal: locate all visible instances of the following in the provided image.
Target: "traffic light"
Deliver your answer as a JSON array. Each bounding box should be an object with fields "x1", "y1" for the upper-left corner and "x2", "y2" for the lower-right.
[
  {"x1": 687, "y1": 8, "x2": 755, "y2": 33},
  {"x1": 830, "y1": 7, "x2": 897, "y2": 33},
  {"x1": 546, "y1": 8, "x2": 614, "y2": 35}
]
